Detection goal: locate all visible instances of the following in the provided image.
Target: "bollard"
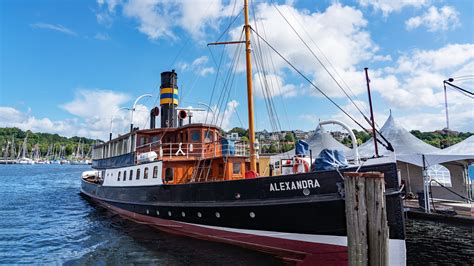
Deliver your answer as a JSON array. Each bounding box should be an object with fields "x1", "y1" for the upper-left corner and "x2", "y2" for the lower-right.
[{"x1": 344, "y1": 171, "x2": 388, "y2": 266}]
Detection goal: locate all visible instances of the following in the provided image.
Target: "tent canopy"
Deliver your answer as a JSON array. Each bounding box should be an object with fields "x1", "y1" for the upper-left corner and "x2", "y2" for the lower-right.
[
  {"x1": 358, "y1": 114, "x2": 440, "y2": 165},
  {"x1": 415, "y1": 135, "x2": 474, "y2": 166}
]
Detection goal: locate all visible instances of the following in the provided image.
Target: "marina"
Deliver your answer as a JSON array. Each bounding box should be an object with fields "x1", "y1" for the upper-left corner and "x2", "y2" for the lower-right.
[{"x1": 1, "y1": 0, "x2": 473, "y2": 265}]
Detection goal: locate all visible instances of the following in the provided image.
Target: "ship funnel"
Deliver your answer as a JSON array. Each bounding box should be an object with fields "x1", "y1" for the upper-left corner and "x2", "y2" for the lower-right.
[{"x1": 160, "y1": 70, "x2": 178, "y2": 128}]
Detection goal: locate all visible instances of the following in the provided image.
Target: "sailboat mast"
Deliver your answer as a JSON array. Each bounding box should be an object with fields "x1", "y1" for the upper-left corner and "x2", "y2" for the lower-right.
[{"x1": 244, "y1": 0, "x2": 257, "y2": 172}]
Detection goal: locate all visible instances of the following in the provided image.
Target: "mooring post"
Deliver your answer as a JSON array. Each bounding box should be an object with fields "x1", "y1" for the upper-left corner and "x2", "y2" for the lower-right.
[{"x1": 344, "y1": 171, "x2": 388, "y2": 266}]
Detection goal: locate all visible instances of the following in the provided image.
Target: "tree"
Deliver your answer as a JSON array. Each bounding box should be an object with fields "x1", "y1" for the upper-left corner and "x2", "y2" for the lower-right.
[
  {"x1": 228, "y1": 127, "x2": 248, "y2": 138},
  {"x1": 284, "y1": 132, "x2": 295, "y2": 142}
]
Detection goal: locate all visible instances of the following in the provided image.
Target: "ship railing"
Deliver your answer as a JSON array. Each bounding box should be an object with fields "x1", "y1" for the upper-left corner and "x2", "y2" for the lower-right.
[{"x1": 135, "y1": 140, "x2": 249, "y2": 160}]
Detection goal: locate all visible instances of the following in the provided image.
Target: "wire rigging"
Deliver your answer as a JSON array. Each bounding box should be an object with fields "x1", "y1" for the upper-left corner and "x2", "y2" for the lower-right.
[
  {"x1": 251, "y1": 28, "x2": 393, "y2": 151},
  {"x1": 270, "y1": 1, "x2": 376, "y2": 129}
]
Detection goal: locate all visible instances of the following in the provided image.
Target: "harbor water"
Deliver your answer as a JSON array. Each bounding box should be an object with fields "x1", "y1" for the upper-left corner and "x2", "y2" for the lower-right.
[{"x1": 0, "y1": 165, "x2": 472, "y2": 265}]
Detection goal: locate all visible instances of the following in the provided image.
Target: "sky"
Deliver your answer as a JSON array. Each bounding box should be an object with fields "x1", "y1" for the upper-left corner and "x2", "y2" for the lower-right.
[{"x1": 0, "y1": 0, "x2": 473, "y2": 140}]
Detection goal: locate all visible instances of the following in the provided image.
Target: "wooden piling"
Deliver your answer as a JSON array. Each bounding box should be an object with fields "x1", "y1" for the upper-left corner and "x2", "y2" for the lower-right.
[{"x1": 344, "y1": 171, "x2": 388, "y2": 266}]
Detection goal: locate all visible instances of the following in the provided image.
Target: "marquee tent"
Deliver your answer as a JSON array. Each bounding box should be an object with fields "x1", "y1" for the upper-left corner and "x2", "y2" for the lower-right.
[{"x1": 358, "y1": 114, "x2": 440, "y2": 162}]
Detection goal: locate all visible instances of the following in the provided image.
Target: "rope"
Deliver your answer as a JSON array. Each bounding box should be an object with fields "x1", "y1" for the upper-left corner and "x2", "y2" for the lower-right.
[{"x1": 251, "y1": 28, "x2": 394, "y2": 152}]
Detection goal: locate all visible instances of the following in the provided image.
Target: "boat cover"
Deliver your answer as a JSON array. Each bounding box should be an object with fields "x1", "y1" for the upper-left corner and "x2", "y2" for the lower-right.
[
  {"x1": 270, "y1": 126, "x2": 351, "y2": 162},
  {"x1": 313, "y1": 149, "x2": 348, "y2": 171},
  {"x1": 295, "y1": 140, "x2": 309, "y2": 156}
]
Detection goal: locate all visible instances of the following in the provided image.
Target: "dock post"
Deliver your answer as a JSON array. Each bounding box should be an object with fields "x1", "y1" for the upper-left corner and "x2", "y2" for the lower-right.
[{"x1": 344, "y1": 171, "x2": 388, "y2": 266}]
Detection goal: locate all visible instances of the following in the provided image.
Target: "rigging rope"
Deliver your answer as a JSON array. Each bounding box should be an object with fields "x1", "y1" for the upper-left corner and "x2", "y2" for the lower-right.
[
  {"x1": 251, "y1": 28, "x2": 393, "y2": 152},
  {"x1": 270, "y1": 1, "x2": 376, "y2": 129}
]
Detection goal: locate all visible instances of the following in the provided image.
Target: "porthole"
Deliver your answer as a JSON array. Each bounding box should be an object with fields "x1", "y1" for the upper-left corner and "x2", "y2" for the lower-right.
[
  {"x1": 146, "y1": 209, "x2": 149, "y2": 214},
  {"x1": 303, "y1": 188, "x2": 310, "y2": 196},
  {"x1": 168, "y1": 211, "x2": 172, "y2": 216},
  {"x1": 197, "y1": 212, "x2": 202, "y2": 218},
  {"x1": 215, "y1": 212, "x2": 221, "y2": 218},
  {"x1": 249, "y1": 212, "x2": 255, "y2": 218},
  {"x1": 181, "y1": 212, "x2": 186, "y2": 217},
  {"x1": 156, "y1": 210, "x2": 160, "y2": 216}
]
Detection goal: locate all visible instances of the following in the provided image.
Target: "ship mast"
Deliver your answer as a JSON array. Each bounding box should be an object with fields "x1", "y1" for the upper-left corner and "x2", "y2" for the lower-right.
[
  {"x1": 243, "y1": 0, "x2": 257, "y2": 172},
  {"x1": 207, "y1": 0, "x2": 257, "y2": 172}
]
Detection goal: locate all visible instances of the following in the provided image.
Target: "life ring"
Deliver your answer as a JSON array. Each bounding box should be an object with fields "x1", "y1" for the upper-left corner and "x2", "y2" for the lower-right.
[{"x1": 293, "y1": 157, "x2": 309, "y2": 173}]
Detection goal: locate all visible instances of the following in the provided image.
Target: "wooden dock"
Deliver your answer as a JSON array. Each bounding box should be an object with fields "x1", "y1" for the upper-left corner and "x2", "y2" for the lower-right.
[
  {"x1": 0, "y1": 159, "x2": 17, "y2": 164},
  {"x1": 404, "y1": 199, "x2": 473, "y2": 225}
]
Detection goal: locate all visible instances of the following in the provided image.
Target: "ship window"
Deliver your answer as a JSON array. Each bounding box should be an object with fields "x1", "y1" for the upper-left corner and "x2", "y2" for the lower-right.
[
  {"x1": 152, "y1": 136, "x2": 159, "y2": 144},
  {"x1": 130, "y1": 170, "x2": 133, "y2": 180},
  {"x1": 153, "y1": 166, "x2": 158, "y2": 178},
  {"x1": 136, "y1": 168, "x2": 141, "y2": 180},
  {"x1": 233, "y1": 162, "x2": 241, "y2": 175},
  {"x1": 165, "y1": 168, "x2": 174, "y2": 182},
  {"x1": 144, "y1": 167, "x2": 149, "y2": 179},
  {"x1": 117, "y1": 171, "x2": 121, "y2": 181},
  {"x1": 123, "y1": 171, "x2": 127, "y2": 181},
  {"x1": 204, "y1": 130, "x2": 214, "y2": 143},
  {"x1": 191, "y1": 130, "x2": 201, "y2": 142},
  {"x1": 140, "y1": 137, "x2": 148, "y2": 146}
]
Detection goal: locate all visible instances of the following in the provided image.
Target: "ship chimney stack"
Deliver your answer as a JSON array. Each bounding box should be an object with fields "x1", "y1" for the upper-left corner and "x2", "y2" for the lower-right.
[
  {"x1": 150, "y1": 107, "x2": 159, "y2": 129},
  {"x1": 160, "y1": 70, "x2": 179, "y2": 128}
]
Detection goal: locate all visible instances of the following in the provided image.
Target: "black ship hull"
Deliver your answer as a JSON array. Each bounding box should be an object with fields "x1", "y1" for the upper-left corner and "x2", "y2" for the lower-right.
[{"x1": 81, "y1": 161, "x2": 406, "y2": 265}]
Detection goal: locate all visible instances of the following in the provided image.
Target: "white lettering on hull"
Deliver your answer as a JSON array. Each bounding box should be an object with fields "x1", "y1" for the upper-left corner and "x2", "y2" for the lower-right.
[{"x1": 269, "y1": 179, "x2": 320, "y2": 192}]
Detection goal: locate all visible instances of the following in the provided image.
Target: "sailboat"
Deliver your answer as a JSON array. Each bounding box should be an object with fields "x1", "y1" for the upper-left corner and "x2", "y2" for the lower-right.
[
  {"x1": 17, "y1": 134, "x2": 35, "y2": 165},
  {"x1": 71, "y1": 141, "x2": 90, "y2": 165},
  {"x1": 81, "y1": 1, "x2": 405, "y2": 264}
]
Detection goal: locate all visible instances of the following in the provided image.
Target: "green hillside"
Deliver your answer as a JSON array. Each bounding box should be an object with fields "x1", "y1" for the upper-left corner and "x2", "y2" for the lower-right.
[{"x1": 0, "y1": 127, "x2": 101, "y2": 158}]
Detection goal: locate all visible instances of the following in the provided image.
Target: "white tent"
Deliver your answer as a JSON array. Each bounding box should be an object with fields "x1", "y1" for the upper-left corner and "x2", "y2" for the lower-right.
[
  {"x1": 358, "y1": 114, "x2": 440, "y2": 163},
  {"x1": 270, "y1": 126, "x2": 351, "y2": 161},
  {"x1": 399, "y1": 135, "x2": 474, "y2": 167},
  {"x1": 358, "y1": 114, "x2": 473, "y2": 205},
  {"x1": 441, "y1": 135, "x2": 474, "y2": 155}
]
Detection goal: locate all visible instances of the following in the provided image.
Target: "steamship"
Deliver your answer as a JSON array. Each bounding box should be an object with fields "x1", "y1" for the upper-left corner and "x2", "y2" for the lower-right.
[{"x1": 80, "y1": 1, "x2": 406, "y2": 264}]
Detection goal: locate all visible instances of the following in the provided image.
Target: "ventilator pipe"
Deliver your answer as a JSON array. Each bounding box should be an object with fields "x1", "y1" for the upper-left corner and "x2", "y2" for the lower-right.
[{"x1": 319, "y1": 120, "x2": 359, "y2": 164}]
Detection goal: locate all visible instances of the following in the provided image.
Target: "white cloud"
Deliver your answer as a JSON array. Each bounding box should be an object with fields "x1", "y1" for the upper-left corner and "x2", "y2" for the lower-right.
[
  {"x1": 0, "y1": 106, "x2": 81, "y2": 138},
  {"x1": 120, "y1": 0, "x2": 236, "y2": 41},
  {"x1": 97, "y1": 0, "x2": 121, "y2": 13},
  {"x1": 178, "y1": 56, "x2": 215, "y2": 77},
  {"x1": 375, "y1": 44, "x2": 474, "y2": 108},
  {"x1": 199, "y1": 67, "x2": 215, "y2": 77},
  {"x1": 61, "y1": 89, "x2": 130, "y2": 119},
  {"x1": 59, "y1": 89, "x2": 134, "y2": 139},
  {"x1": 182, "y1": 100, "x2": 239, "y2": 130},
  {"x1": 405, "y1": 6, "x2": 460, "y2": 32},
  {"x1": 253, "y1": 73, "x2": 297, "y2": 98},
  {"x1": 122, "y1": 0, "x2": 177, "y2": 40},
  {"x1": 30, "y1": 23, "x2": 77, "y2": 36},
  {"x1": 192, "y1": 56, "x2": 209, "y2": 66},
  {"x1": 228, "y1": 2, "x2": 380, "y2": 99},
  {"x1": 358, "y1": 0, "x2": 428, "y2": 16},
  {"x1": 0, "y1": 89, "x2": 159, "y2": 140},
  {"x1": 94, "y1": 32, "x2": 111, "y2": 41}
]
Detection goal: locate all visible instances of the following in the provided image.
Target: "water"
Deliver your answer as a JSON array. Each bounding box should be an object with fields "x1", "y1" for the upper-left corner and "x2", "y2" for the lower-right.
[{"x1": 0, "y1": 165, "x2": 472, "y2": 265}]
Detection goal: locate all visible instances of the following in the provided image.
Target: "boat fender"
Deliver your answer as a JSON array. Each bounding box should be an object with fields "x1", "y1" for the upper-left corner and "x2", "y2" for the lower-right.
[{"x1": 293, "y1": 157, "x2": 309, "y2": 173}]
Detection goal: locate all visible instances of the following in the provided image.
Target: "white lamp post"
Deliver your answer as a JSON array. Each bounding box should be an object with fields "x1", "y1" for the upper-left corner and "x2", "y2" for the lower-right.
[
  {"x1": 130, "y1": 94, "x2": 153, "y2": 132},
  {"x1": 110, "y1": 107, "x2": 131, "y2": 141},
  {"x1": 198, "y1": 102, "x2": 215, "y2": 123}
]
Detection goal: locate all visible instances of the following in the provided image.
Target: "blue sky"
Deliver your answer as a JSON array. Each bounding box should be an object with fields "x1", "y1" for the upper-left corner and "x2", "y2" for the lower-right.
[{"x1": 1, "y1": 0, "x2": 473, "y2": 140}]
